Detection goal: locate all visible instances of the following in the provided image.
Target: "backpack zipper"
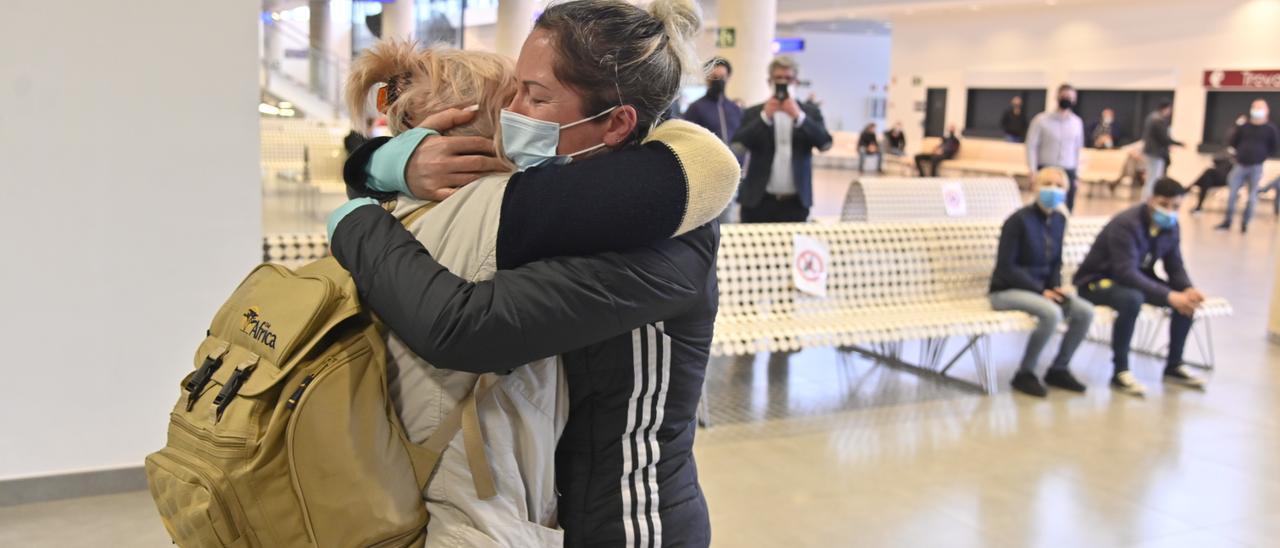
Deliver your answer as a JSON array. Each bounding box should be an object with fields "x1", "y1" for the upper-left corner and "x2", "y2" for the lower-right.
[
  {"x1": 170, "y1": 415, "x2": 250, "y2": 457},
  {"x1": 283, "y1": 344, "x2": 373, "y2": 545}
]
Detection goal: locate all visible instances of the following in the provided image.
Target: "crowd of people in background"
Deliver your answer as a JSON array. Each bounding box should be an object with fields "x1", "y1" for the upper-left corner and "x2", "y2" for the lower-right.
[{"x1": 669, "y1": 67, "x2": 1280, "y2": 398}]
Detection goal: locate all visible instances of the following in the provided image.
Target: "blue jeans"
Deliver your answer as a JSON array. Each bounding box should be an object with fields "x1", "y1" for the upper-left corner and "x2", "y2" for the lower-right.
[
  {"x1": 990, "y1": 289, "x2": 1094, "y2": 374},
  {"x1": 859, "y1": 152, "x2": 882, "y2": 173},
  {"x1": 1223, "y1": 163, "x2": 1264, "y2": 226},
  {"x1": 1078, "y1": 282, "x2": 1193, "y2": 374},
  {"x1": 1143, "y1": 155, "x2": 1167, "y2": 200}
]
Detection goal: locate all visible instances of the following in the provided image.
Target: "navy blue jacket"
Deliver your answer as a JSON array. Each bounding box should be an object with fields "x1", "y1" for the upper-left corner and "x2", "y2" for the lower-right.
[
  {"x1": 1229, "y1": 121, "x2": 1279, "y2": 166},
  {"x1": 1072, "y1": 204, "x2": 1193, "y2": 303},
  {"x1": 731, "y1": 102, "x2": 833, "y2": 208},
  {"x1": 682, "y1": 94, "x2": 743, "y2": 146},
  {"x1": 990, "y1": 204, "x2": 1066, "y2": 293}
]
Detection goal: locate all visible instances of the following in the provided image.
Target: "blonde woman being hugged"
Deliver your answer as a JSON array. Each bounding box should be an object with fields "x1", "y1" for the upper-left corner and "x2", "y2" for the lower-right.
[{"x1": 331, "y1": 0, "x2": 736, "y2": 546}]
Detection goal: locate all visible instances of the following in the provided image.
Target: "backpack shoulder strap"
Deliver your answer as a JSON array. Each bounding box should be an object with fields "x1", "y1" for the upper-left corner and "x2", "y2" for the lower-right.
[
  {"x1": 399, "y1": 201, "x2": 438, "y2": 228},
  {"x1": 404, "y1": 375, "x2": 498, "y2": 499}
]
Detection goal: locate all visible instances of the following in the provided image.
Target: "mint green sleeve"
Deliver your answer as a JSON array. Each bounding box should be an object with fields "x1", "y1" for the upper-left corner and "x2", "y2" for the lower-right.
[
  {"x1": 327, "y1": 198, "x2": 380, "y2": 242},
  {"x1": 366, "y1": 127, "x2": 439, "y2": 195}
]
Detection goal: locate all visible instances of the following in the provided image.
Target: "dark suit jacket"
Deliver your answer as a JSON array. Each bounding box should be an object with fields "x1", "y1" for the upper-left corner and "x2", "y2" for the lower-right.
[{"x1": 731, "y1": 101, "x2": 833, "y2": 208}]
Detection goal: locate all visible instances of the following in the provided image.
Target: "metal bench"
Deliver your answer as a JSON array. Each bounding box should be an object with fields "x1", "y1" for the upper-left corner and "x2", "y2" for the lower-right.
[
  {"x1": 712, "y1": 221, "x2": 1036, "y2": 394},
  {"x1": 840, "y1": 177, "x2": 1023, "y2": 222},
  {"x1": 712, "y1": 218, "x2": 1232, "y2": 395}
]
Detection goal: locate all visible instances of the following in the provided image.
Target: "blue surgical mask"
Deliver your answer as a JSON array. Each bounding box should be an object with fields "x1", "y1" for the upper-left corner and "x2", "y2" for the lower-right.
[
  {"x1": 1038, "y1": 187, "x2": 1066, "y2": 210},
  {"x1": 1152, "y1": 207, "x2": 1178, "y2": 229},
  {"x1": 500, "y1": 107, "x2": 618, "y2": 170}
]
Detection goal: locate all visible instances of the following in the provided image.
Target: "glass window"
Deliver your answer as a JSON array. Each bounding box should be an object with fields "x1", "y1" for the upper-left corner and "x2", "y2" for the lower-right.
[{"x1": 963, "y1": 88, "x2": 1046, "y2": 140}]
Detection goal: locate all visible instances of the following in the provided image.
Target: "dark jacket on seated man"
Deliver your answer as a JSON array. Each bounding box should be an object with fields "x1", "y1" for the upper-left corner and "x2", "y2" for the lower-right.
[
  {"x1": 939, "y1": 134, "x2": 961, "y2": 158},
  {"x1": 990, "y1": 204, "x2": 1066, "y2": 293},
  {"x1": 884, "y1": 129, "x2": 906, "y2": 153},
  {"x1": 1073, "y1": 204, "x2": 1191, "y2": 302}
]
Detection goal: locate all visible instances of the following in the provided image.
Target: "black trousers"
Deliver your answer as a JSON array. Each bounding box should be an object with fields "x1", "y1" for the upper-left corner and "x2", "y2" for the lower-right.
[
  {"x1": 915, "y1": 153, "x2": 944, "y2": 177},
  {"x1": 1191, "y1": 168, "x2": 1228, "y2": 211},
  {"x1": 1078, "y1": 281, "x2": 1192, "y2": 374},
  {"x1": 741, "y1": 194, "x2": 809, "y2": 223}
]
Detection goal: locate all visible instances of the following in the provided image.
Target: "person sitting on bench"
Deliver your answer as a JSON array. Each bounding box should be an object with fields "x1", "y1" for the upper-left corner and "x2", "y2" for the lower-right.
[
  {"x1": 1189, "y1": 151, "x2": 1234, "y2": 214},
  {"x1": 1075, "y1": 177, "x2": 1208, "y2": 397},
  {"x1": 915, "y1": 124, "x2": 960, "y2": 177},
  {"x1": 989, "y1": 167, "x2": 1093, "y2": 397}
]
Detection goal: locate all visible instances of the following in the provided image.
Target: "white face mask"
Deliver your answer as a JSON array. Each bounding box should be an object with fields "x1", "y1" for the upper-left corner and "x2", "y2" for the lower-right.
[
  {"x1": 500, "y1": 106, "x2": 618, "y2": 170},
  {"x1": 1251, "y1": 108, "x2": 1269, "y2": 121}
]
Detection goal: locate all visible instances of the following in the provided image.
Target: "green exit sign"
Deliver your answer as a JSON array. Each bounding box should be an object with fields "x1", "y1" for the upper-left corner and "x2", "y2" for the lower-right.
[{"x1": 716, "y1": 27, "x2": 736, "y2": 48}]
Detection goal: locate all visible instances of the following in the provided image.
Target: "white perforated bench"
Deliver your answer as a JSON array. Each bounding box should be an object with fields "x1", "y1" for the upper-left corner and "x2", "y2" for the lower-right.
[
  {"x1": 713, "y1": 218, "x2": 1231, "y2": 395},
  {"x1": 841, "y1": 177, "x2": 1023, "y2": 222},
  {"x1": 713, "y1": 221, "x2": 1037, "y2": 394},
  {"x1": 263, "y1": 218, "x2": 1232, "y2": 393}
]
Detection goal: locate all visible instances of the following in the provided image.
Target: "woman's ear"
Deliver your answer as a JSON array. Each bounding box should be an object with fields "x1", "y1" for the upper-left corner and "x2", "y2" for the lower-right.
[{"x1": 603, "y1": 105, "x2": 639, "y2": 147}]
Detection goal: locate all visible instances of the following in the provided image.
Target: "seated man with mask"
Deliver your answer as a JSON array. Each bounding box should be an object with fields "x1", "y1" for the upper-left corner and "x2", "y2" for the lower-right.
[{"x1": 1074, "y1": 177, "x2": 1209, "y2": 397}]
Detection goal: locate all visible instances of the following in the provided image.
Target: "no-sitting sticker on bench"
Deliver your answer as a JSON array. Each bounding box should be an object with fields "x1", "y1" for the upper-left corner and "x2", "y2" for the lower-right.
[
  {"x1": 792, "y1": 234, "x2": 830, "y2": 297},
  {"x1": 941, "y1": 180, "x2": 968, "y2": 217}
]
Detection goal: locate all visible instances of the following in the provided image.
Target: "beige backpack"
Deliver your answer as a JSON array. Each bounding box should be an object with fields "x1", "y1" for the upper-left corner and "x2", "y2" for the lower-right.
[{"x1": 145, "y1": 207, "x2": 496, "y2": 547}]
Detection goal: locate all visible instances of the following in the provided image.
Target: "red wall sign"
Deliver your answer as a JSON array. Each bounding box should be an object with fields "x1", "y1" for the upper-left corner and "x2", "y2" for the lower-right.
[{"x1": 1204, "y1": 70, "x2": 1280, "y2": 90}]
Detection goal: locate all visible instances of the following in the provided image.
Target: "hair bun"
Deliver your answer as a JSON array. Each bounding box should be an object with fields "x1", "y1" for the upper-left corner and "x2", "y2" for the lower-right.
[{"x1": 647, "y1": 0, "x2": 701, "y2": 78}]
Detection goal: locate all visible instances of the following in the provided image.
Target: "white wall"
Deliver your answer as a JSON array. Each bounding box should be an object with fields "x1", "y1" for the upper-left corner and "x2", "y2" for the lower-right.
[
  {"x1": 693, "y1": 28, "x2": 892, "y2": 133},
  {"x1": 787, "y1": 31, "x2": 892, "y2": 133},
  {"x1": 887, "y1": 0, "x2": 1280, "y2": 181},
  {"x1": 0, "y1": 1, "x2": 262, "y2": 479}
]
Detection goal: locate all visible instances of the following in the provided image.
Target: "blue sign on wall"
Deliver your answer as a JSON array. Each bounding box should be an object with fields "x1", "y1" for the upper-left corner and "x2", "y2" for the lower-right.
[{"x1": 773, "y1": 37, "x2": 805, "y2": 53}]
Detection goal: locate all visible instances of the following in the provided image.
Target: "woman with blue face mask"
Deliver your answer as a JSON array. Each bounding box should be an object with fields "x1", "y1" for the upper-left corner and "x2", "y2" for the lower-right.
[
  {"x1": 988, "y1": 167, "x2": 1095, "y2": 398},
  {"x1": 327, "y1": 1, "x2": 736, "y2": 546}
]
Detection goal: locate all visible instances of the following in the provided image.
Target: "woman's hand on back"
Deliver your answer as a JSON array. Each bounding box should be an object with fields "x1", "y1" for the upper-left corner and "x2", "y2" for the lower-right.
[{"x1": 406, "y1": 107, "x2": 509, "y2": 201}]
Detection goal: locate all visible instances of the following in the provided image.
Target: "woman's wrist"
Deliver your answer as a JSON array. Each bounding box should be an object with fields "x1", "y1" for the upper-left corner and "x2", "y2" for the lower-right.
[
  {"x1": 326, "y1": 197, "x2": 381, "y2": 242},
  {"x1": 367, "y1": 128, "x2": 439, "y2": 195}
]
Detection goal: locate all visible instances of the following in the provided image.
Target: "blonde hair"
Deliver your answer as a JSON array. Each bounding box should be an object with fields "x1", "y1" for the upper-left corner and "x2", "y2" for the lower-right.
[
  {"x1": 1035, "y1": 166, "x2": 1068, "y2": 187},
  {"x1": 346, "y1": 40, "x2": 517, "y2": 141}
]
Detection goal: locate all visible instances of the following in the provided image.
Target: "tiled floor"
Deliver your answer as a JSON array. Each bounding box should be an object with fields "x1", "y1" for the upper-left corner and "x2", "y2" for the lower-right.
[{"x1": 3, "y1": 169, "x2": 1277, "y2": 547}]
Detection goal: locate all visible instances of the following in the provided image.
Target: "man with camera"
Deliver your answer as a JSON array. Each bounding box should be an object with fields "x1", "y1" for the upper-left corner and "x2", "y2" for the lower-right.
[{"x1": 731, "y1": 56, "x2": 833, "y2": 223}]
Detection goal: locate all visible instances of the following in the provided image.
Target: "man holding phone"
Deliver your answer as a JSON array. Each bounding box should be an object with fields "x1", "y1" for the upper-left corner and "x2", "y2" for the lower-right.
[{"x1": 731, "y1": 56, "x2": 833, "y2": 223}]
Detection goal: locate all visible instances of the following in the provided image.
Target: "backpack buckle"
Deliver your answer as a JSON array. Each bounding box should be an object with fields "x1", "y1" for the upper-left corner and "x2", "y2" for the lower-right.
[
  {"x1": 184, "y1": 344, "x2": 229, "y2": 412},
  {"x1": 213, "y1": 355, "x2": 259, "y2": 423}
]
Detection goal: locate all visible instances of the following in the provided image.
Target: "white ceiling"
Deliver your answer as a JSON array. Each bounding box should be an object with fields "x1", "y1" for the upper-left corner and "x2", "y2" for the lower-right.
[{"x1": 702, "y1": 0, "x2": 1106, "y2": 26}]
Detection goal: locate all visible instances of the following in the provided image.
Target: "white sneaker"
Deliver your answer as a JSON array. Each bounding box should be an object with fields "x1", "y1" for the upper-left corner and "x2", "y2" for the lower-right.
[
  {"x1": 1164, "y1": 365, "x2": 1207, "y2": 389},
  {"x1": 1111, "y1": 370, "x2": 1147, "y2": 397}
]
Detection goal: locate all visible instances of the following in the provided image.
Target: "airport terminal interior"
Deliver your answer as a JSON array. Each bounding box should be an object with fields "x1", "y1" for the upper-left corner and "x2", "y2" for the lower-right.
[{"x1": 4, "y1": 0, "x2": 1280, "y2": 546}]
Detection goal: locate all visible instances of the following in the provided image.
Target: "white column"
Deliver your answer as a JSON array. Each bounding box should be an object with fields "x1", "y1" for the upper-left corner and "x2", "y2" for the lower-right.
[
  {"x1": 381, "y1": 0, "x2": 416, "y2": 41},
  {"x1": 717, "y1": 0, "x2": 776, "y2": 107},
  {"x1": 1270, "y1": 247, "x2": 1280, "y2": 344},
  {"x1": 495, "y1": 0, "x2": 537, "y2": 59},
  {"x1": 308, "y1": 0, "x2": 330, "y2": 100}
]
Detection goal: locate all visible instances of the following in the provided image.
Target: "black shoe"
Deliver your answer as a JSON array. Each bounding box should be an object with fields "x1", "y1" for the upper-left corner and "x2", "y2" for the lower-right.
[
  {"x1": 1215, "y1": 222, "x2": 1231, "y2": 231},
  {"x1": 1044, "y1": 368, "x2": 1087, "y2": 393},
  {"x1": 1242, "y1": 223, "x2": 1249, "y2": 234},
  {"x1": 1164, "y1": 365, "x2": 1207, "y2": 389},
  {"x1": 1011, "y1": 371, "x2": 1048, "y2": 397}
]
